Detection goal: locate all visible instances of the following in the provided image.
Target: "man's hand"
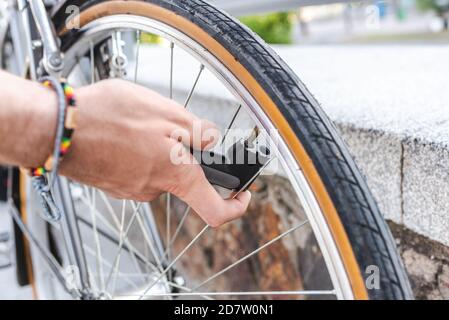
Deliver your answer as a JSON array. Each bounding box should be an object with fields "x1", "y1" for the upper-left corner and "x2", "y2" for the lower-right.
[
  {"x1": 0, "y1": 71, "x2": 250, "y2": 227},
  {"x1": 56, "y1": 79, "x2": 251, "y2": 227}
]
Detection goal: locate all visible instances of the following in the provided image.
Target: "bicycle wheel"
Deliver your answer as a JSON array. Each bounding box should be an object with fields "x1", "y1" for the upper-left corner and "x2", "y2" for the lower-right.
[{"x1": 16, "y1": 0, "x2": 412, "y2": 300}]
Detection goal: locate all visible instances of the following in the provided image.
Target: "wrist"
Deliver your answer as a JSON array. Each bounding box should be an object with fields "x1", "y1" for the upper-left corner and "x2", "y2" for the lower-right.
[
  {"x1": 24, "y1": 84, "x2": 58, "y2": 168},
  {"x1": 58, "y1": 85, "x2": 91, "y2": 177},
  {"x1": 0, "y1": 71, "x2": 57, "y2": 169}
]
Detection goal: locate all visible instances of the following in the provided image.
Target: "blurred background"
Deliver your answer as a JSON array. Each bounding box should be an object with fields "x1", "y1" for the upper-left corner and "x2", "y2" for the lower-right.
[
  {"x1": 139, "y1": 0, "x2": 449, "y2": 44},
  {"x1": 204, "y1": 0, "x2": 449, "y2": 44},
  {"x1": 209, "y1": 0, "x2": 449, "y2": 45}
]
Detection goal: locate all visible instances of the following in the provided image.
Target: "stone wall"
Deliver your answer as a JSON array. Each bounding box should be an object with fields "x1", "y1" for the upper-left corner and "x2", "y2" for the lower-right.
[{"x1": 390, "y1": 223, "x2": 449, "y2": 299}]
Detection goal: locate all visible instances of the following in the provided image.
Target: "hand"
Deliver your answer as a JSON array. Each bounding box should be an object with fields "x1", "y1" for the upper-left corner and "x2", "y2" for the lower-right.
[{"x1": 56, "y1": 79, "x2": 251, "y2": 227}]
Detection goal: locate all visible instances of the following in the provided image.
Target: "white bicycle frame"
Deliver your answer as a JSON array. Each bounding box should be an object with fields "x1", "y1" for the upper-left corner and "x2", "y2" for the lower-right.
[
  {"x1": 0, "y1": 0, "x2": 64, "y2": 79},
  {"x1": 1, "y1": 0, "x2": 94, "y2": 299}
]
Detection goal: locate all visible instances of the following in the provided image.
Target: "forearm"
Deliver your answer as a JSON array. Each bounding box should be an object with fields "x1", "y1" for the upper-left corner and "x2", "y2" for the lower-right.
[{"x1": 0, "y1": 70, "x2": 56, "y2": 168}]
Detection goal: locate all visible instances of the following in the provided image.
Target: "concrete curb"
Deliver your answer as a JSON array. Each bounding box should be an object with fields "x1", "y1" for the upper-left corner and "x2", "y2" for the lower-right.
[
  {"x1": 135, "y1": 44, "x2": 449, "y2": 246},
  {"x1": 339, "y1": 124, "x2": 449, "y2": 246}
]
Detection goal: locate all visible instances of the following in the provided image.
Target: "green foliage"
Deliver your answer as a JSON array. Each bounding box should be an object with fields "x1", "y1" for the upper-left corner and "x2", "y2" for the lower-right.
[
  {"x1": 140, "y1": 13, "x2": 295, "y2": 45},
  {"x1": 416, "y1": 0, "x2": 446, "y2": 12},
  {"x1": 416, "y1": 0, "x2": 437, "y2": 10},
  {"x1": 240, "y1": 12, "x2": 293, "y2": 44},
  {"x1": 140, "y1": 32, "x2": 162, "y2": 44}
]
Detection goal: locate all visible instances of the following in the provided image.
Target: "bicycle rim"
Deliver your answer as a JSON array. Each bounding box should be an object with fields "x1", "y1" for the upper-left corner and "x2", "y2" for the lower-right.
[{"x1": 21, "y1": 1, "x2": 378, "y2": 300}]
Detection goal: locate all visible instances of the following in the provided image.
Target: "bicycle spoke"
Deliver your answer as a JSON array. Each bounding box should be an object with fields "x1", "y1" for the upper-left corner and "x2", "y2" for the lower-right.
[
  {"x1": 98, "y1": 191, "x2": 123, "y2": 230},
  {"x1": 138, "y1": 225, "x2": 209, "y2": 299},
  {"x1": 83, "y1": 244, "x2": 140, "y2": 290},
  {"x1": 166, "y1": 193, "x2": 171, "y2": 263},
  {"x1": 128, "y1": 289, "x2": 335, "y2": 298},
  {"x1": 221, "y1": 104, "x2": 242, "y2": 145},
  {"x1": 81, "y1": 192, "x2": 145, "y2": 275},
  {"x1": 134, "y1": 30, "x2": 141, "y2": 83},
  {"x1": 162, "y1": 205, "x2": 190, "y2": 259},
  {"x1": 97, "y1": 192, "x2": 157, "y2": 269},
  {"x1": 87, "y1": 245, "x2": 203, "y2": 299},
  {"x1": 131, "y1": 201, "x2": 165, "y2": 274},
  {"x1": 141, "y1": 204, "x2": 166, "y2": 260},
  {"x1": 169, "y1": 42, "x2": 174, "y2": 99},
  {"x1": 105, "y1": 201, "x2": 143, "y2": 291},
  {"x1": 84, "y1": 264, "x2": 98, "y2": 295},
  {"x1": 167, "y1": 282, "x2": 214, "y2": 301},
  {"x1": 184, "y1": 64, "x2": 204, "y2": 108},
  {"x1": 193, "y1": 220, "x2": 309, "y2": 292},
  {"x1": 89, "y1": 251, "x2": 198, "y2": 299},
  {"x1": 165, "y1": 43, "x2": 176, "y2": 264},
  {"x1": 89, "y1": 41, "x2": 95, "y2": 84},
  {"x1": 84, "y1": 187, "x2": 105, "y2": 292},
  {"x1": 77, "y1": 203, "x2": 161, "y2": 276},
  {"x1": 109, "y1": 200, "x2": 127, "y2": 294},
  {"x1": 111, "y1": 272, "x2": 213, "y2": 300}
]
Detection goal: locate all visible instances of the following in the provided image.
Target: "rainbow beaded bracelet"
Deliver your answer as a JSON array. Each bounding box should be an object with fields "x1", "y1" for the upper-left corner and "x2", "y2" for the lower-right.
[{"x1": 30, "y1": 79, "x2": 78, "y2": 177}]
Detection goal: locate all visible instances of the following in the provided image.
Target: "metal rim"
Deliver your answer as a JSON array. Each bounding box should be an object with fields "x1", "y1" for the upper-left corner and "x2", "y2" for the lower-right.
[{"x1": 51, "y1": 14, "x2": 355, "y2": 299}]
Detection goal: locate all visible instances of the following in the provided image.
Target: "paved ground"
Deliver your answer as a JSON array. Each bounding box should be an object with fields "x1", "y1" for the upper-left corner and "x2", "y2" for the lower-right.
[
  {"x1": 276, "y1": 45, "x2": 449, "y2": 145},
  {"x1": 0, "y1": 203, "x2": 33, "y2": 299},
  {"x1": 139, "y1": 44, "x2": 449, "y2": 144}
]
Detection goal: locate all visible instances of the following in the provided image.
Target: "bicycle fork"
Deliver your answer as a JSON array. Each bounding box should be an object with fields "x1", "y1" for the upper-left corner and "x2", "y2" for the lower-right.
[
  {"x1": 11, "y1": 0, "x2": 93, "y2": 298},
  {"x1": 23, "y1": 0, "x2": 64, "y2": 78}
]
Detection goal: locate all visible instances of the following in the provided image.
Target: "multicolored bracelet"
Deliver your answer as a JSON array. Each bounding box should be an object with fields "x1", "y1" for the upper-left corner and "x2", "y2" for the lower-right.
[
  {"x1": 26, "y1": 77, "x2": 78, "y2": 222},
  {"x1": 30, "y1": 79, "x2": 78, "y2": 177}
]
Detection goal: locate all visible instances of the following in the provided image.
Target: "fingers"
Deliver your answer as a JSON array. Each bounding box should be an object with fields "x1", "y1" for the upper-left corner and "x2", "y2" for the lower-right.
[
  {"x1": 167, "y1": 147, "x2": 251, "y2": 227},
  {"x1": 165, "y1": 109, "x2": 220, "y2": 150},
  {"x1": 132, "y1": 81, "x2": 221, "y2": 150},
  {"x1": 168, "y1": 116, "x2": 220, "y2": 151},
  {"x1": 175, "y1": 174, "x2": 251, "y2": 228},
  {"x1": 106, "y1": 80, "x2": 220, "y2": 150}
]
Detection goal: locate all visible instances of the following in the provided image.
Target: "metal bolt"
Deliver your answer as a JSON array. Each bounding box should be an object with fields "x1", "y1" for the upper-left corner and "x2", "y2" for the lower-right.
[{"x1": 48, "y1": 54, "x2": 62, "y2": 68}]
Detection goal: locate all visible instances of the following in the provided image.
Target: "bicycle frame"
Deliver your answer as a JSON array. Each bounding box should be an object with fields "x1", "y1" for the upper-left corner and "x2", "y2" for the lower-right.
[
  {"x1": 2, "y1": 0, "x2": 63, "y2": 79},
  {"x1": 2, "y1": 0, "x2": 93, "y2": 299}
]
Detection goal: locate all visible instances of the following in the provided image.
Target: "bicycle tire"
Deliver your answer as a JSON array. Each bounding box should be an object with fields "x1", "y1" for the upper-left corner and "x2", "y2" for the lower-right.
[{"x1": 49, "y1": 0, "x2": 413, "y2": 300}]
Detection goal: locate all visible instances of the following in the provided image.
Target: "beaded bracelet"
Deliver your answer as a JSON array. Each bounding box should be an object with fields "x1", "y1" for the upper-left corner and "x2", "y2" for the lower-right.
[
  {"x1": 27, "y1": 77, "x2": 78, "y2": 221},
  {"x1": 31, "y1": 78, "x2": 78, "y2": 177}
]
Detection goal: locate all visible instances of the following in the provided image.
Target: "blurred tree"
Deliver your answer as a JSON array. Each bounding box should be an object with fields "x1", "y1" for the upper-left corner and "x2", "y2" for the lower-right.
[
  {"x1": 240, "y1": 12, "x2": 294, "y2": 44},
  {"x1": 417, "y1": 0, "x2": 442, "y2": 10},
  {"x1": 417, "y1": 0, "x2": 449, "y2": 29}
]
